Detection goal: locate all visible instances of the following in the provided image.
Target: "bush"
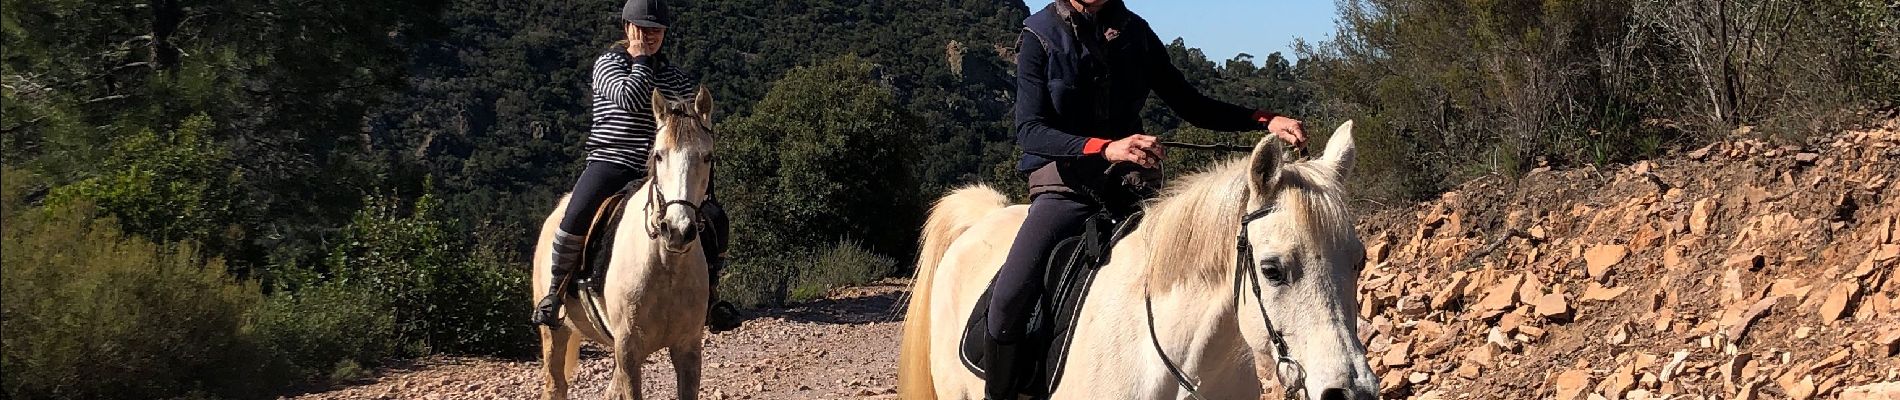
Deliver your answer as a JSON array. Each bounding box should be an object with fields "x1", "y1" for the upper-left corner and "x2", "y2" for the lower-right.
[
  {"x1": 790, "y1": 240, "x2": 897, "y2": 303},
  {"x1": 251, "y1": 282, "x2": 400, "y2": 382},
  {"x1": 317, "y1": 191, "x2": 534, "y2": 357},
  {"x1": 1, "y1": 194, "x2": 287, "y2": 399}
]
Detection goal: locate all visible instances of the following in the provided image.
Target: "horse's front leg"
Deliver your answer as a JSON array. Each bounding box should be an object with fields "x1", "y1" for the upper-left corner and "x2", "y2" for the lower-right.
[
  {"x1": 669, "y1": 343, "x2": 704, "y2": 400},
  {"x1": 539, "y1": 326, "x2": 578, "y2": 400},
  {"x1": 610, "y1": 333, "x2": 644, "y2": 400}
]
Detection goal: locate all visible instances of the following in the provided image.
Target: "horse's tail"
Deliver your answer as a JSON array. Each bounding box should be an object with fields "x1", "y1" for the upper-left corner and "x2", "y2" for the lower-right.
[{"x1": 899, "y1": 185, "x2": 1008, "y2": 399}]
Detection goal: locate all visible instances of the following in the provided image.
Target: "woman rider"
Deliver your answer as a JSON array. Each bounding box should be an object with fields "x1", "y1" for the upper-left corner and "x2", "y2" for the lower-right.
[
  {"x1": 530, "y1": 0, "x2": 742, "y2": 332},
  {"x1": 982, "y1": 0, "x2": 1308, "y2": 396}
]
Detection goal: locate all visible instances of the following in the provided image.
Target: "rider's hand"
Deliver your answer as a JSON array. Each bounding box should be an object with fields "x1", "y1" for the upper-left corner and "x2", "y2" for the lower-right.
[
  {"x1": 1266, "y1": 114, "x2": 1307, "y2": 148},
  {"x1": 1103, "y1": 134, "x2": 1162, "y2": 168},
  {"x1": 626, "y1": 25, "x2": 651, "y2": 57}
]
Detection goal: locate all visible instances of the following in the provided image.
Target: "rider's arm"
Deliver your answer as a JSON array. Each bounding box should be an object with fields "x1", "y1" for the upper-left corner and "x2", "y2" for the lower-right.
[
  {"x1": 1141, "y1": 27, "x2": 1272, "y2": 133},
  {"x1": 1015, "y1": 31, "x2": 1112, "y2": 159},
  {"x1": 593, "y1": 51, "x2": 659, "y2": 113}
]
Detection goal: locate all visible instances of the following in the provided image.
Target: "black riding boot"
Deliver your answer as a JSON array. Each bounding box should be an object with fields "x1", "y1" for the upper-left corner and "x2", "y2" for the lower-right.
[
  {"x1": 705, "y1": 256, "x2": 743, "y2": 333},
  {"x1": 984, "y1": 335, "x2": 1026, "y2": 400},
  {"x1": 701, "y1": 198, "x2": 743, "y2": 332},
  {"x1": 531, "y1": 230, "x2": 586, "y2": 326}
]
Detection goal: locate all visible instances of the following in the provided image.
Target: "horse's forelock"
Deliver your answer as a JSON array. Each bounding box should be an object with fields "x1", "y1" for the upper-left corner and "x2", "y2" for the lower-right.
[{"x1": 657, "y1": 100, "x2": 712, "y2": 148}]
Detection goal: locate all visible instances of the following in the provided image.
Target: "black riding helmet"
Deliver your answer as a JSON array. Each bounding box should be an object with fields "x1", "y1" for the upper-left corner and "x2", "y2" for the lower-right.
[{"x1": 622, "y1": 0, "x2": 671, "y2": 28}]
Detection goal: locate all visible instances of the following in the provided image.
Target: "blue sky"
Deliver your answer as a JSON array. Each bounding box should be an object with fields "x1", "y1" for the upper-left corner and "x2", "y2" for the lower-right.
[{"x1": 1021, "y1": 0, "x2": 1339, "y2": 64}]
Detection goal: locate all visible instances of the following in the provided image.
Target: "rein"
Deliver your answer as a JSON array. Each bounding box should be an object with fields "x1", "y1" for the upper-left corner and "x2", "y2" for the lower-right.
[{"x1": 1142, "y1": 140, "x2": 1309, "y2": 400}]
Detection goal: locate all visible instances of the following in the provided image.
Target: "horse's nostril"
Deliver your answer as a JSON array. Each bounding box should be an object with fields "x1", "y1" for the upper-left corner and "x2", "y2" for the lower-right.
[{"x1": 1318, "y1": 388, "x2": 1350, "y2": 400}]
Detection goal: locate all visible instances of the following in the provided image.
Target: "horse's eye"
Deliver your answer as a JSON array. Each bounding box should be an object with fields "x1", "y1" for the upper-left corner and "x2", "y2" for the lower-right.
[
  {"x1": 654, "y1": 154, "x2": 664, "y2": 163},
  {"x1": 1260, "y1": 259, "x2": 1289, "y2": 285}
]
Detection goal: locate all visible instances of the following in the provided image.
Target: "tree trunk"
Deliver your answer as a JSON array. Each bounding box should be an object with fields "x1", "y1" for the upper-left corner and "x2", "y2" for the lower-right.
[{"x1": 151, "y1": 0, "x2": 181, "y2": 71}]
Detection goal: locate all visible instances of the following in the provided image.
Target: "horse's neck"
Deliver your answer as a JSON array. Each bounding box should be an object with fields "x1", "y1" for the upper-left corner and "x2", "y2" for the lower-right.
[{"x1": 1061, "y1": 236, "x2": 1258, "y2": 398}]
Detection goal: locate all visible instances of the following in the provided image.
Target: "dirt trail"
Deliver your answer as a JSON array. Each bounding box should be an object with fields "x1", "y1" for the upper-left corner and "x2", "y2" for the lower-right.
[
  {"x1": 285, "y1": 282, "x2": 910, "y2": 400},
  {"x1": 289, "y1": 119, "x2": 1900, "y2": 400}
]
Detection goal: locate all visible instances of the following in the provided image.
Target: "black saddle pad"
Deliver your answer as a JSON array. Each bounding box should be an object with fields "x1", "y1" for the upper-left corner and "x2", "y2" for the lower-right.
[{"x1": 958, "y1": 211, "x2": 1144, "y2": 396}]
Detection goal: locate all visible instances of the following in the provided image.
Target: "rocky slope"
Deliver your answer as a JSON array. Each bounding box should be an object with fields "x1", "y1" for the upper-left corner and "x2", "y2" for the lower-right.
[{"x1": 1348, "y1": 118, "x2": 1900, "y2": 400}]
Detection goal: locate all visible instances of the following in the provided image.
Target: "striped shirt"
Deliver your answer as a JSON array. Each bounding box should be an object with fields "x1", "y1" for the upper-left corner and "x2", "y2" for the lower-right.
[{"x1": 587, "y1": 51, "x2": 700, "y2": 173}]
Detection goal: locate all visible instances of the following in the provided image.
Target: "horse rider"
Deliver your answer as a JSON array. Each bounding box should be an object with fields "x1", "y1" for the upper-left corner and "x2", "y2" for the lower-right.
[
  {"x1": 982, "y1": 0, "x2": 1310, "y2": 397},
  {"x1": 530, "y1": 0, "x2": 743, "y2": 333}
]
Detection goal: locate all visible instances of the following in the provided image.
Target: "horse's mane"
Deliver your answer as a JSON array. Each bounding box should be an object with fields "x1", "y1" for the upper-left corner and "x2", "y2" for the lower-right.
[{"x1": 1140, "y1": 157, "x2": 1356, "y2": 294}]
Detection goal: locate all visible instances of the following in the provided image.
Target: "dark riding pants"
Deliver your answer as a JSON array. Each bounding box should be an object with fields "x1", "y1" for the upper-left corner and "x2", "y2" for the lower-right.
[
  {"x1": 986, "y1": 191, "x2": 1098, "y2": 342},
  {"x1": 556, "y1": 160, "x2": 729, "y2": 272},
  {"x1": 559, "y1": 161, "x2": 642, "y2": 237}
]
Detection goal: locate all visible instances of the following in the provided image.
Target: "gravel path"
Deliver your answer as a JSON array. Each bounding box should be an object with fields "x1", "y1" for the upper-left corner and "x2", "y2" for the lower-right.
[{"x1": 283, "y1": 281, "x2": 912, "y2": 400}]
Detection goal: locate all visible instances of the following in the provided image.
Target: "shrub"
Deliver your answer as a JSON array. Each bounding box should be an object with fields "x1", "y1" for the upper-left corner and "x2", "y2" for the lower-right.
[
  {"x1": 319, "y1": 191, "x2": 534, "y2": 356},
  {"x1": 790, "y1": 240, "x2": 897, "y2": 303},
  {"x1": 1, "y1": 195, "x2": 286, "y2": 399},
  {"x1": 251, "y1": 282, "x2": 400, "y2": 382}
]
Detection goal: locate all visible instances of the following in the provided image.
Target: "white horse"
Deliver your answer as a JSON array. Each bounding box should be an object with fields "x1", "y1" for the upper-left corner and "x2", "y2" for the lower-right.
[
  {"x1": 899, "y1": 122, "x2": 1378, "y2": 400},
  {"x1": 532, "y1": 87, "x2": 717, "y2": 400}
]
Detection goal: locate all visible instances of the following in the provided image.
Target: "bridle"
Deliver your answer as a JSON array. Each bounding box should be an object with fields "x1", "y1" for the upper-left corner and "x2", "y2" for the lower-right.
[
  {"x1": 643, "y1": 166, "x2": 709, "y2": 252},
  {"x1": 1142, "y1": 141, "x2": 1307, "y2": 400}
]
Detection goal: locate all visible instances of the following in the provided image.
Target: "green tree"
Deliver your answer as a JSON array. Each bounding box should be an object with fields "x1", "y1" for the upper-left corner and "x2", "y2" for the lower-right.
[{"x1": 716, "y1": 55, "x2": 927, "y2": 305}]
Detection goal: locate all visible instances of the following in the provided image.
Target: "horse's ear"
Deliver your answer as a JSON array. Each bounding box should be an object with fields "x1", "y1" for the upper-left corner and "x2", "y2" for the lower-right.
[
  {"x1": 1249, "y1": 134, "x2": 1284, "y2": 200},
  {"x1": 693, "y1": 86, "x2": 714, "y2": 123},
  {"x1": 650, "y1": 88, "x2": 669, "y2": 122},
  {"x1": 1320, "y1": 120, "x2": 1357, "y2": 178}
]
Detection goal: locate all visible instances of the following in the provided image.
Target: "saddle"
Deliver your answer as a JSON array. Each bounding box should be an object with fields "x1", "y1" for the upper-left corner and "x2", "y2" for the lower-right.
[
  {"x1": 958, "y1": 210, "x2": 1144, "y2": 397},
  {"x1": 571, "y1": 187, "x2": 635, "y2": 296}
]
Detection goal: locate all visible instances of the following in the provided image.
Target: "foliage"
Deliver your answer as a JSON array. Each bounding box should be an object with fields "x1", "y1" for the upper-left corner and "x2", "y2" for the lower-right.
[
  {"x1": 45, "y1": 114, "x2": 242, "y2": 254},
  {"x1": 1, "y1": 176, "x2": 287, "y2": 399},
  {"x1": 1300, "y1": 0, "x2": 1900, "y2": 201},
  {"x1": 251, "y1": 281, "x2": 400, "y2": 383},
  {"x1": 313, "y1": 190, "x2": 534, "y2": 357},
  {"x1": 790, "y1": 240, "x2": 898, "y2": 303},
  {"x1": 716, "y1": 55, "x2": 925, "y2": 305}
]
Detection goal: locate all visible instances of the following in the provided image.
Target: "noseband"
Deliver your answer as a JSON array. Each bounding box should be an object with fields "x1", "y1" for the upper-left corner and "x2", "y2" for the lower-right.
[
  {"x1": 1145, "y1": 203, "x2": 1307, "y2": 400},
  {"x1": 643, "y1": 174, "x2": 708, "y2": 250}
]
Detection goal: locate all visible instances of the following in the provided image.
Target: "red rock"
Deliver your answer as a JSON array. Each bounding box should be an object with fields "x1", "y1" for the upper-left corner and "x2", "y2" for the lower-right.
[
  {"x1": 1383, "y1": 341, "x2": 1412, "y2": 367},
  {"x1": 1839, "y1": 382, "x2": 1900, "y2": 400},
  {"x1": 1554, "y1": 369, "x2": 1594, "y2": 400},
  {"x1": 1809, "y1": 348, "x2": 1852, "y2": 374},
  {"x1": 1535, "y1": 293, "x2": 1572, "y2": 320},
  {"x1": 1432, "y1": 271, "x2": 1470, "y2": 310},
  {"x1": 1585, "y1": 245, "x2": 1628, "y2": 281},
  {"x1": 1818, "y1": 283, "x2": 1862, "y2": 323},
  {"x1": 1691, "y1": 198, "x2": 1718, "y2": 235},
  {"x1": 1663, "y1": 246, "x2": 1687, "y2": 270},
  {"x1": 1725, "y1": 296, "x2": 1779, "y2": 344},
  {"x1": 1477, "y1": 274, "x2": 1525, "y2": 311},
  {"x1": 1880, "y1": 330, "x2": 1900, "y2": 357},
  {"x1": 1786, "y1": 375, "x2": 1818, "y2": 400},
  {"x1": 1583, "y1": 282, "x2": 1631, "y2": 302},
  {"x1": 1724, "y1": 253, "x2": 1765, "y2": 271}
]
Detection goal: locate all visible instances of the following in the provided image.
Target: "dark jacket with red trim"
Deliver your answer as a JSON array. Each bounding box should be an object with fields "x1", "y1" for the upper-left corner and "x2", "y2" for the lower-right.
[{"x1": 1013, "y1": 0, "x2": 1270, "y2": 173}]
